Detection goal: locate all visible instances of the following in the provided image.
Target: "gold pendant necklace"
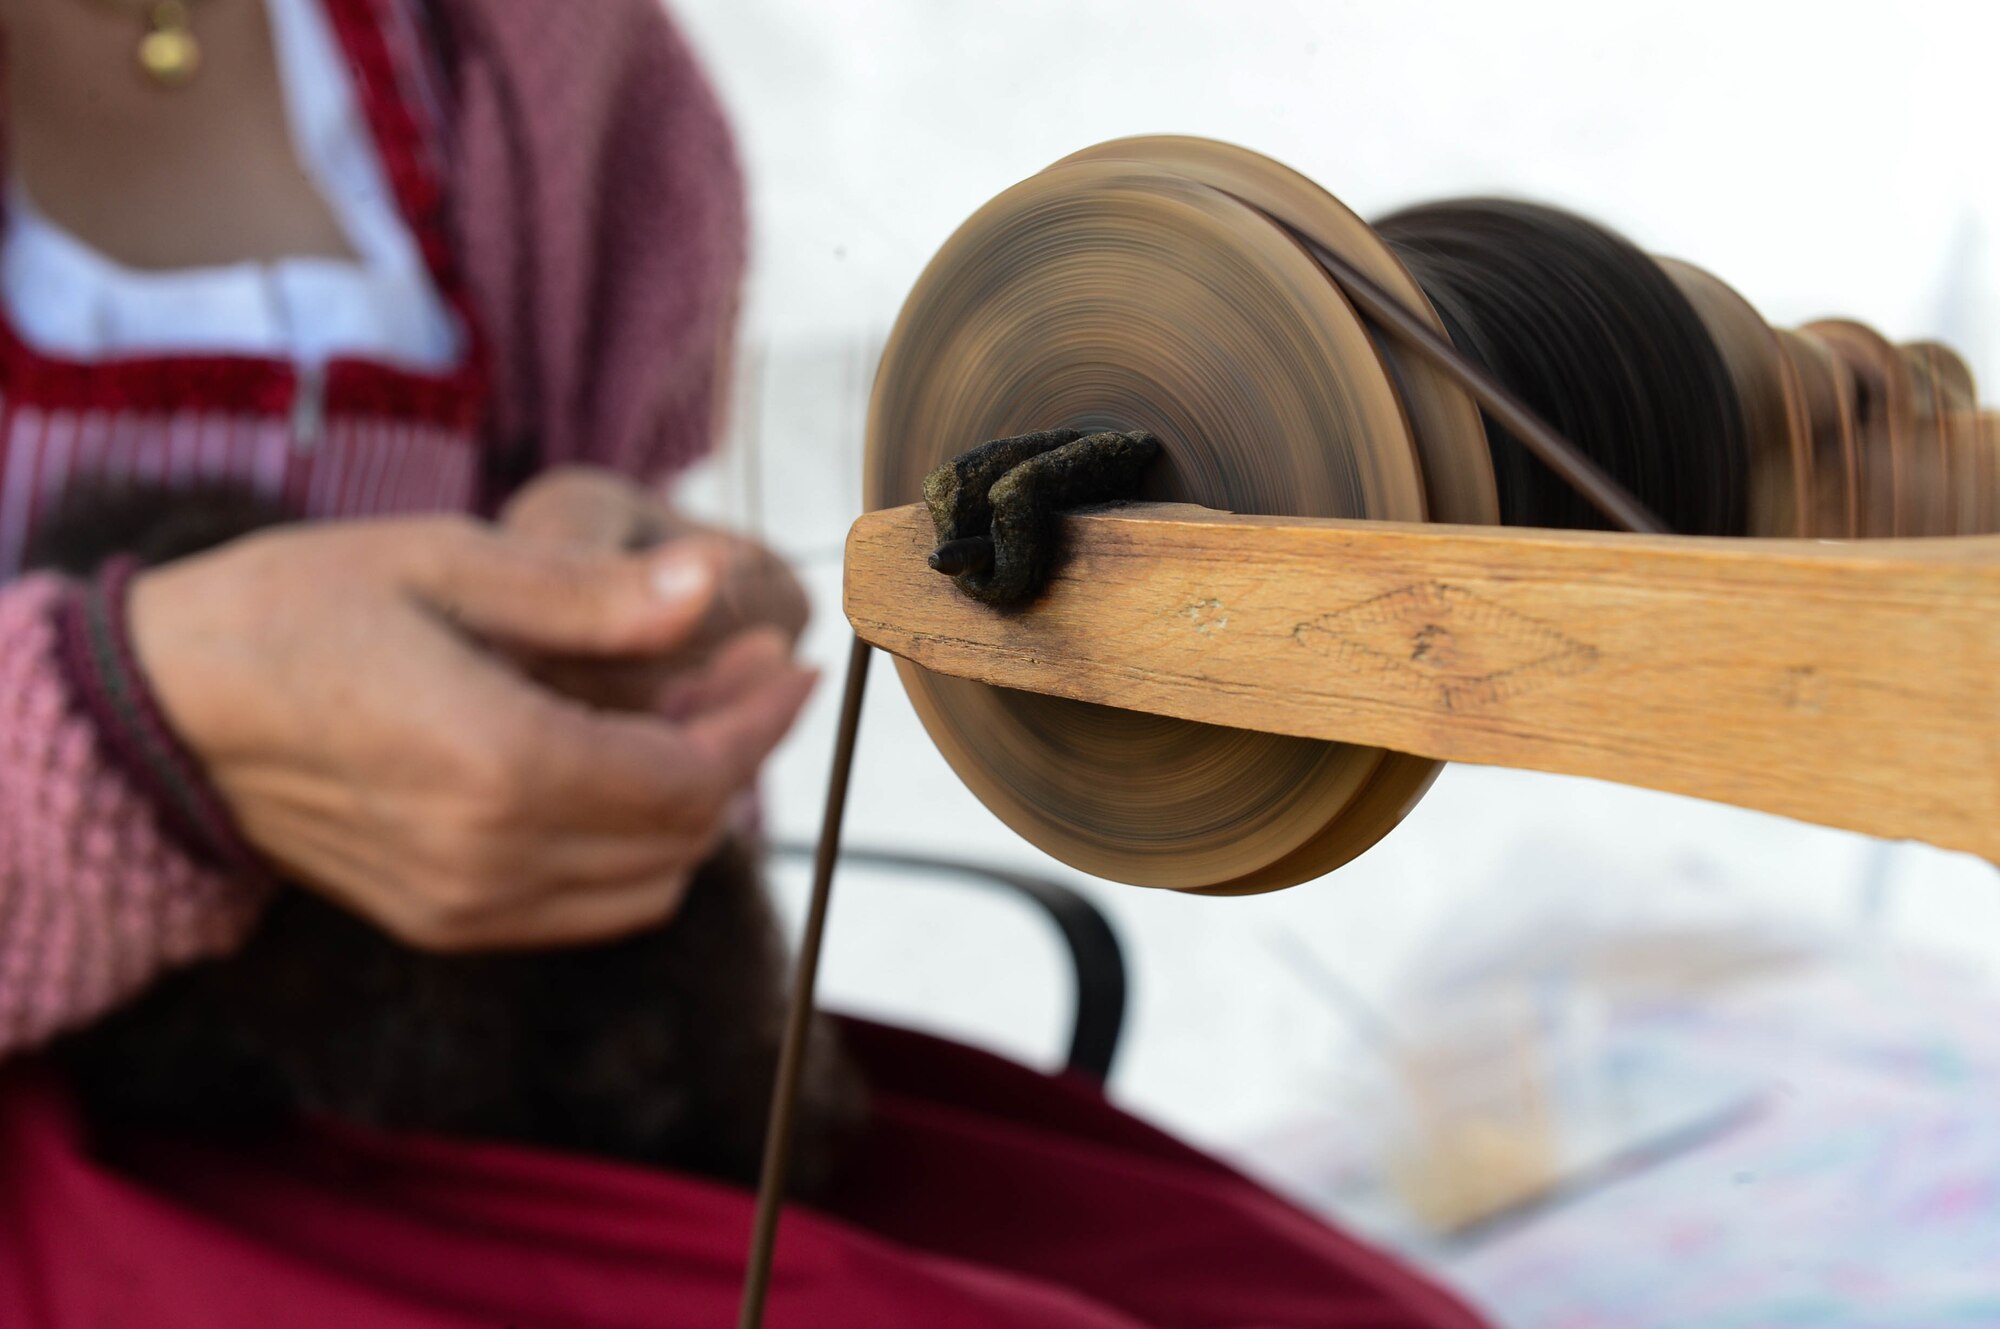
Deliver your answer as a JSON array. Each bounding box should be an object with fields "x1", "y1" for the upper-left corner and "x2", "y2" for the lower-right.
[
  {"x1": 90, "y1": 0, "x2": 205, "y2": 88},
  {"x1": 137, "y1": 0, "x2": 201, "y2": 86}
]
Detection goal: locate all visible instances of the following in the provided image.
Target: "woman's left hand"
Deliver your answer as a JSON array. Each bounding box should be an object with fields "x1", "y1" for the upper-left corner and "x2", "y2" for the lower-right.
[{"x1": 500, "y1": 467, "x2": 810, "y2": 712}]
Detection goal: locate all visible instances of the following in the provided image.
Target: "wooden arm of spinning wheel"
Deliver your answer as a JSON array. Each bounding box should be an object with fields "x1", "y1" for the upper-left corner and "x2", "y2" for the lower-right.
[{"x1": 845, "y1": 501, "x2": 2000, "y2": 861}]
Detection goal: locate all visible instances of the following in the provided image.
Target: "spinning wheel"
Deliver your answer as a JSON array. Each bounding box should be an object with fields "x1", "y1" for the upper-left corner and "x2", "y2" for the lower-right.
[
  {"x1": 743, "y1": 137, "x2": 2000, "y2": 1327},
  {"x1": 862, "y1": 135, "x2": 2000, "y2": 894}
]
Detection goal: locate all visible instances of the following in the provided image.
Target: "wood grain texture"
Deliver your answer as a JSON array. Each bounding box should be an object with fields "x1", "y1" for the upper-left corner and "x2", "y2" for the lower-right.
[{"x1": 846, "y1": 502, "x2": 2000, "y2": 861}]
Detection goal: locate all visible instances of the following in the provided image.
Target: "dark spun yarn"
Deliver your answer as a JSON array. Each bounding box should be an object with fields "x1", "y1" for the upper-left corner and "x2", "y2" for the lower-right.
[{"x1": 1377, "y1": 199, "x2": 1747, "y2": 535}]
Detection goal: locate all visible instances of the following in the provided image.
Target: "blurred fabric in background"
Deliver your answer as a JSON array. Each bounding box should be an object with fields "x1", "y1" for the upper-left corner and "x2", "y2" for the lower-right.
[{"x1": 671, "y1": 1, "x2": 2000, "y2": 1321}]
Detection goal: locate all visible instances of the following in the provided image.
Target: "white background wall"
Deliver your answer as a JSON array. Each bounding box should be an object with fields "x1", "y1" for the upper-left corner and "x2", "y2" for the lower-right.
[
  {"x1": 684, "y1": 0, "x2": 1999, "y2": 369},
  {"x1": 670, "y1": 0, "x2": 2000, "y2": 1153}
]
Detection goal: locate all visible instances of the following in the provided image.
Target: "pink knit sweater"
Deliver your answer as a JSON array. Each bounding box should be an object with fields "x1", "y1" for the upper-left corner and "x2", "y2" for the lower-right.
[{"x1": 0, "y1": 0, "x2": 745, "y2": 1055}]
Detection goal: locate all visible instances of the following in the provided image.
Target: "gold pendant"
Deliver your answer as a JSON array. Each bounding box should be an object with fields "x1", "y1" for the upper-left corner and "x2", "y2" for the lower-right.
[{"x1": 137, "y1": 0, "x2": 200, "y2": 87}]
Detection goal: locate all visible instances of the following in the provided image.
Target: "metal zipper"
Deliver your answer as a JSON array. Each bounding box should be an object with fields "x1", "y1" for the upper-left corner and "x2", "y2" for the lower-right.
[{"x1": 291, "y1": 366, "x2": 326, "y2": 452}]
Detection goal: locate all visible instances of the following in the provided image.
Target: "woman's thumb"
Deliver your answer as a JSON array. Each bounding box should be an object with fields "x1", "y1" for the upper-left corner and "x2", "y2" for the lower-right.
[{"x1": 405, "y1": 521, "x2": 719, "y2": 656}]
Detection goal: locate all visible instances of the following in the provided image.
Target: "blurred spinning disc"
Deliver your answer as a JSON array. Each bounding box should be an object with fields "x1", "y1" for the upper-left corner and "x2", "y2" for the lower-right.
[
  {"x1": 1061, "y1": 136, "x2": 1504, "y2": 889},
  {"x1": 1775, "y1": 329, "x2": 1863, "y2": 538},
  {"x1": 1806, "y1": 319, "x2": 1920, "y2": 536},
  {"x1": 865, "y1": 151, "x2": 1450, "y2": 891},
  {"x1": 1658, "y1": 258, "x2": 1809, "y2": 536},
  {"x1": 1902, "y1": 341, "x2": 1980, "y2": 536}
]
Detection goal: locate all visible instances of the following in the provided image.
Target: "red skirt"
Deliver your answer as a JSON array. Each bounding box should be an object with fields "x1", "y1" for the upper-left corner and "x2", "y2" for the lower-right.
[{"x1": 0, "y1": 1019, "x2": 1487, "y2": 1328}]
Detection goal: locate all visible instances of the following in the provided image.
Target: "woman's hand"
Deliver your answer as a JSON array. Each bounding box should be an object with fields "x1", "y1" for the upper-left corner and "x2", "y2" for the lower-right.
[
  {"x1": 502, "y1": 465, "x2": 809, "y2": 643},
  {"x1": 499, "y1": 466, "x2": 812, "y2": 714},
  {"x1": 126, "y1": 515, "x2": 817, "y2": 951}
]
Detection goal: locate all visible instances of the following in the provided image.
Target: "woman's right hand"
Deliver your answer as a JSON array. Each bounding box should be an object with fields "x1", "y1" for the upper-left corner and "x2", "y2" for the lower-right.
[{"x1": 124, "y1": 516, "x2": 817, "y2": 951}]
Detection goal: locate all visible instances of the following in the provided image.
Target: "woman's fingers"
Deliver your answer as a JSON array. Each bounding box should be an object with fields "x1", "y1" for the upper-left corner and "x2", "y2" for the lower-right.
[
  {"x1": 674, "y1": 654, "x2": 821, "y2": 792},
  {"x1": 245, "y1": 779, "x2": 719, "y2": 951},
  {"x1": 498, "y1": 465, "x2": 668, "y2": 553},
  {"x1": 499, "y1": 466, "x2": 650, "y2": 551},
  {"x1": 429, "y1": 867, "x2": 704, "y2": 951},
  {"x1": 512, "y1": 657, "x2": 817, "y2": 832},
  {"x1": 651, "y1": 627, "x2": 793, "y2": 721},
  {"x1": 402, "y1": 518, "x2": 722, "y2": 658},
  {"x1": 500, "y1": 466, "x2": 809, "y2": 648},
  {"x1": 394, "y1": 836, "x2": 716, "y2": 951}
]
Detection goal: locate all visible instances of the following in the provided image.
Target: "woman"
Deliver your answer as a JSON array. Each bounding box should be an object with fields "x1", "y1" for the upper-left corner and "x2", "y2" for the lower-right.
[
  {"x1": 0, "y1": 1, "x2": 1488, "y2": 1325},
  {"x1": 0, "y1": 0, "x2": 814, "y2": 1042}
]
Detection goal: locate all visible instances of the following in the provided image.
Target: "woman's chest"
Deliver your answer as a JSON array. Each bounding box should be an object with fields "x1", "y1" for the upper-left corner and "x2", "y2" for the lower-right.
[{"x1": 3, "y1": 0, "x2": 355, "y2": 269}]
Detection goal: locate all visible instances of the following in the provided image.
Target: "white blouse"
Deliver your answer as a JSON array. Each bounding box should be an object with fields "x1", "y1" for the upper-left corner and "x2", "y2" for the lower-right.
[{"x1": 0, "y1": 0, "x2": 460, "y2": 372}]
